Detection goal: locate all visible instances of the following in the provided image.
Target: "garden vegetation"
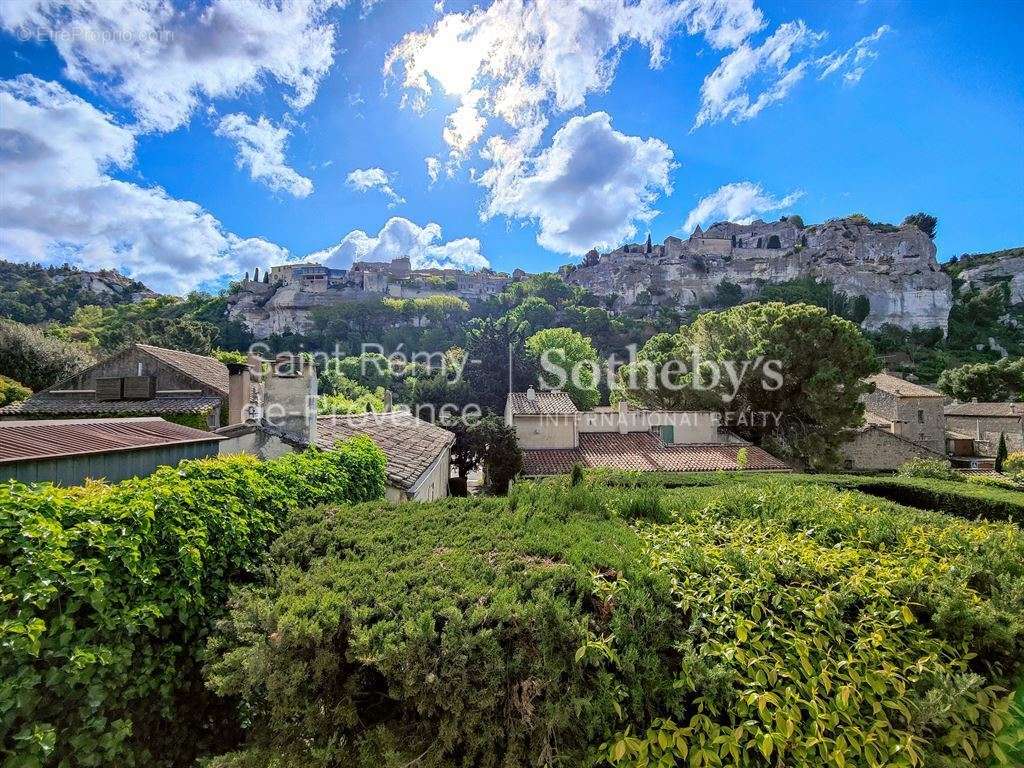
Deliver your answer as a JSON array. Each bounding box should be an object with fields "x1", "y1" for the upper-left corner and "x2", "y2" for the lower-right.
[{"x1": 0, "y1": 439, "x2": 386, "y2": 767}]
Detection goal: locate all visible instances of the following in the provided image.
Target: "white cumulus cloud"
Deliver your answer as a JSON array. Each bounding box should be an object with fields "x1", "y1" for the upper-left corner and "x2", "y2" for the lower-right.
[
  {"x1": 482, "y1": 111, "x2": 675, "y2": 254},
  {"x1": 308, "y1": 217, "x2": 489, "y2": 271},
  {"x1": 694, "y1": 20, "x2": 825, "y2": 128},
  {"x1": 0, "y1": 0, "x2": 340, "y2": 132},
  {"x1": 215, "y1": 113, "x2": 313, "y2": 198},
  {"x1": 682, "y1": 181, "x2": 803, "y2": 232},
  {"x1": 425, "y1": 156, "x2": 441, "y2": 186},
  {"x1": 385, "y1": 0, "x2": 765, "y2": 155},
  {"x1": 345, "y1": 167, "x2": 405, "y2": 207},
  {"x1": 0, "y1": 75, "x2": 286, "y2": 294},
  {"x1": 817, "y1": 25, "x2": 891, "y2": 85}
]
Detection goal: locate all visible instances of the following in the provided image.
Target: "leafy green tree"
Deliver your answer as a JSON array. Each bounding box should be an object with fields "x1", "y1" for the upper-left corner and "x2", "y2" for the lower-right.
[
  {"x1": 711, "y1": 280, "x2": 743, "y2": 308},
  {"x1": 526, "y1": 327, "x2": 601, "y2": 410},
  {"x1": 506, "y1": 296, "x2": 556, "y2": 333},
  {"x1": 903, "y1": 212, "x2": 938, "y2": 239},
  {"x1": 618, "y1": 302, "x2": 881, "y2": 469},
  {"x1": 0, "y1": 319, "x2": 95, "y2": 391},
  {"x1": 938, "y1": 357, "x2": 1024, "y2": 402}
]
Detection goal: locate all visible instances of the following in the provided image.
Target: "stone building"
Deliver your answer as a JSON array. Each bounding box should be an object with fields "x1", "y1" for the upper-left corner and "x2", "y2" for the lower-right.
[
  {"x1": 944, "y1": 401, "x2": 1024, "y2": 455},
  {"x1": 505, "y1": 388, "x2": 788, "y2": 476},
  {"x1": 861, "y1": 373, "x2": 947, "y2": 454},
  {"x1": 839, "y1": 412, "x2": 948, "y2": 472},
  {"x1": 0, "y1": 343, "x2": 233, "y2": 429}
]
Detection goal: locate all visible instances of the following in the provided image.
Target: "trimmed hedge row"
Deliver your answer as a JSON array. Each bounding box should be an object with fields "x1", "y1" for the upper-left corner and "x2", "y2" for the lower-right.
[
  {"x1": 0, "y1": 439, "x2": 386, "y2": 767},
  {"x1": 593, "y1": 469, "x2": 1024, "y2": 524},
  {"x1": 202, "y1": 478, "x2": 1024, "y2": 767}
]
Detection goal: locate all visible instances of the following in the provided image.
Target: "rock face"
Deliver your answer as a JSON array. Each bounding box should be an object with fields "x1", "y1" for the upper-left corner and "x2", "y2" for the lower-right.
[
  {"x1": 565, "y1": 216, "x2": 953, "y2": 333},
  {"x1": 956, "y1": 248, "x2": 1024, "y2": 305}
]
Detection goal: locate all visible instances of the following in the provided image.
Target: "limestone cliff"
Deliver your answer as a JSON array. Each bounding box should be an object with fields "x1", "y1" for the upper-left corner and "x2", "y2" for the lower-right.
[
  {"x1": 564, "y1": 216, "x2": 953, "y2": 333},
  {"x1": 952, "y1": 248, "x2": 1024, "y2": 305}
]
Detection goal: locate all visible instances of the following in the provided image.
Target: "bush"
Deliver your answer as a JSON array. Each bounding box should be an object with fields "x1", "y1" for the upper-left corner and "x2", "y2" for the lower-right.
[
  {"x1": 605, "y1": 482, "x2": 1024, "y2": 767},
  {"x1": 0, "y1": 439, "x2": 386, "y2": 767},
  {"x1": 205, "y1": 482, "x2": 679, "y2": 767},
  {"x1": 841, "y1": 476, "x2": 1024, "y2": 525},
  {"x1": 898, "y1": 457, "x2": 958, "y2": 481},
  {"x1": 204, "y1": 479, "x2": 1024, "y2": 767},
  {"x1": 0, "y1": 374, "x2": 31, "y2": 407},
  {"x1": 1006, "y1": 452, "x2": 1024, "y2": 475}
]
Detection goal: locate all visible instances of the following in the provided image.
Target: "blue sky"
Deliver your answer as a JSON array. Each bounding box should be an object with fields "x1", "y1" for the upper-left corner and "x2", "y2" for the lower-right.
[{"x1": 1, "y1": 0, "x2": 1021, "y2": 294}]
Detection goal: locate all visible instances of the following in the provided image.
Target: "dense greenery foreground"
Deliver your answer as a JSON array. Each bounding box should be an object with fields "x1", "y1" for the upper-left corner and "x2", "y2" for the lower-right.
[{"x1": 3, "y1": 460, "x2": 1024, "y2": 766}]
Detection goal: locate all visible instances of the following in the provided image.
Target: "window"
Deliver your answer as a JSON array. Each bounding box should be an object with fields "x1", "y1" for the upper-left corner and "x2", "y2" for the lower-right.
[
  {"x1": 844, "y1": 460, "x2": 854, "y2": 470},
  {"x1": 659, "y1": 425, "x2": 675, "y2": 443},
  {"x1": 917, "y1": 409, "x2": 925, "y2": 424}
]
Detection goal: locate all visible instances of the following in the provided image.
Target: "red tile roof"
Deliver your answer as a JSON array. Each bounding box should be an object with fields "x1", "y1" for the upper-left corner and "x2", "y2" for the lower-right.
[
  {"x1": 521, "y1": 432, "x2": 789, "y2": 476},
  {"x1": 0, "y1": 417, "x2": 222, "y2": 463},
  {"x1": 0, "y1": 395, "x2": 221, "y2": 417},
  {"x1": 507, "y1": 391, "x2": 578, "y2": 415}
]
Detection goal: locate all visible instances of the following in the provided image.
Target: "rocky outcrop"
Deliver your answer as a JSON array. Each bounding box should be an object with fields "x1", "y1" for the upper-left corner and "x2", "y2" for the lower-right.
[
  {"x1": 955, "y1": 248, "x2": 1024, "y2": 305},
  {"x1": 565, "y1": 216, "x2": 953, "y2": 333}
]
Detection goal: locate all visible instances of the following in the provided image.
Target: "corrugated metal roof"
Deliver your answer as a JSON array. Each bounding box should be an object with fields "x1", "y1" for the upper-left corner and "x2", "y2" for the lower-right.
[{"x1": 0, "y1": 417, "x2": 223, "y2": 464}]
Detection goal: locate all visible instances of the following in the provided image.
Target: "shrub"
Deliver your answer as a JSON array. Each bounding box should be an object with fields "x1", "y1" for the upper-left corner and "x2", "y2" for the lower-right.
[
  {"x1": 898, "y1": 457, "x2": 958, "y2": 481},
  {"x1": 0, "y1": 439, "x2": 386, "y2": 768},
  {"x1": 846, "y1": 476, "x2": 1024, "y2": 525},
  {"x1": 205, "y1": 485, "x2": 679, "y2": 767},
  {"x1": 1006, "y1": 452, "x2": 1024, "y2": 475},
  {"x1": 604, "y1": 481, "x2": 1024, "y2": 767},
  {"x1": 205, "y1": 479, "x2": 1024, "y2": 767},
  {"x1": 0, "y1": 374, "x2": 31, "y2": 407}
]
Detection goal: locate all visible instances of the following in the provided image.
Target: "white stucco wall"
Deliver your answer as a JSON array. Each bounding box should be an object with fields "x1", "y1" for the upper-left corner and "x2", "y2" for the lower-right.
[
  {"x1": 578, "y1": 410, "x2": 721, "y2": 443},
  {"x1": 512, "y1": 414, "x2": 578, "y2": 449}
]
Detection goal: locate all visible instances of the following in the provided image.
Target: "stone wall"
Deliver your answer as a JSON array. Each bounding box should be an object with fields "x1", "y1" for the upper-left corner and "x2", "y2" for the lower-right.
[
  {"x1": 945, "y1": 414, "x2": 1024, "y2": 455},
  {"x1": 862, "y1": 389, "x2": 946, "y2": 454},
  {"x1": 840, "y1": 427, "x2": 947, "y2": 471}
]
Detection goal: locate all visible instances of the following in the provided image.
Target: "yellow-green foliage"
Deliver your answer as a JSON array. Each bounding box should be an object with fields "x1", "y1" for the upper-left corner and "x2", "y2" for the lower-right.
[
  {"x1": 203, "y1": 478, "x2": 1022, "y2": 767},
  {"x1": 1005, "y1": 452, "x2": 1024, "y2": 475},
  {"x1": 604, "y1": 482, "x2": 1024, "y2": 767},
  {"x1": 0, "y1": 439, "x2": 386, "y2": 768}
]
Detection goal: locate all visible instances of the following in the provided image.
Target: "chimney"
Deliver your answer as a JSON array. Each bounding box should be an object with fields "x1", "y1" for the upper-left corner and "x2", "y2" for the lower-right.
[
  {"x1": 618, "y1": 399, "x2": 628, "y2": 433},
  {"x1": 971, "y1": 397, "x2": 978, "y2": 403},
  {"x1": 384, "y1": 390, "x2": 393, "y2": 413},
  {"x1": 263, "y1": 353, "x2": 318, "y2": 445},
  {"x1": 226, "y1": 362, "x2": 252, "y2": 425},
  {"x1": 526, "y1": 386, "x2": 537, "y2": 401}
]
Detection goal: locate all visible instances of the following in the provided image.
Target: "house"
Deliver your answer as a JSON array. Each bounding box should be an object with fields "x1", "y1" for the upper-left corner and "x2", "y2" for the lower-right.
[
  {"x1": 0, "y1": 417, "x2": 223, "y2": 486},
  {"x1": 861, "y1": 373, "x2": 947, "y2": 454},
  {"x1": 0, "y1": 343, "x2": 234, "y2": 429},
  {"x1": 840, "y1": 411, "x2": 949, "y2": 472},
  {"x1": 217, "y1": 355, "x2": 453, "y2": 501},
  {"x1": 505, "y1": 388, "x2": 788, "y2": 476},
  {"x1": 944, "y1": 401, "x2": 1024, "y2": 456}
]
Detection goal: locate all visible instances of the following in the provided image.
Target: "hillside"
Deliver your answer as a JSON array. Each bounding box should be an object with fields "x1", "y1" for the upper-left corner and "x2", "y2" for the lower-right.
[{"x1": 0, "y1": 260, "x2": 156, "y2": 324}]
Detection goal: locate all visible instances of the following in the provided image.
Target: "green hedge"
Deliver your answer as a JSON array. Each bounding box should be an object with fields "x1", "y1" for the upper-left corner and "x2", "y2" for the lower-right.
[
  {"x1": 203, "y1": 478, "x2": 1024, "y2": 767},
  {"x1": 0, "y1": 438, "x2": 386, "y2": 767},
  {"x1": 593, "y1": 469, "x2": 1024, "y2": 524}
]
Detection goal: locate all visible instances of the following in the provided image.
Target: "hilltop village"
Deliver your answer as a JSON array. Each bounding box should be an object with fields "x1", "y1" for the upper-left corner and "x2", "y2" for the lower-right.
[{"x1": 228, "y1": 215, "x2": 954, "y2": 337}]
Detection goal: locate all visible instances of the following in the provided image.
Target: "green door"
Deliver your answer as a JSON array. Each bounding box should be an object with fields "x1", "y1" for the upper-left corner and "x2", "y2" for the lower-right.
[{"x1": 659, "y1": 425, "x2": 675, "y2": 444}]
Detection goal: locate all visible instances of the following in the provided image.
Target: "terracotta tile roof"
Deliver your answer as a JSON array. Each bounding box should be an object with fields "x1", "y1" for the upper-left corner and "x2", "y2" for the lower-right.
[
  {"x1": 866, "y1": 373, "x2": 944, "y2": 398},
  {"x1": 316, "y1": 411, "x2": 455, "y2": 491},
  {"x1": 945, "y1": 401, "x2": 1023, "y2": 417},
  {"x1": 0, "y1": 395, "x2": 222, "y2": 417},
  {"x1": 857, "y1": 411, "x2": 895, "y2": 431},
  {"x1": 507, "y1": 390, "x2": 578, "y2": 415},
  {"x1": 136, "y1": 344, "x2": 230, "y2": 395},
  {"x1": 521, "y1": 432, "x2": 789, "y2": 476},
  {"x1": 0, "y1": 417, "x2": 222, "y2": 464}
]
